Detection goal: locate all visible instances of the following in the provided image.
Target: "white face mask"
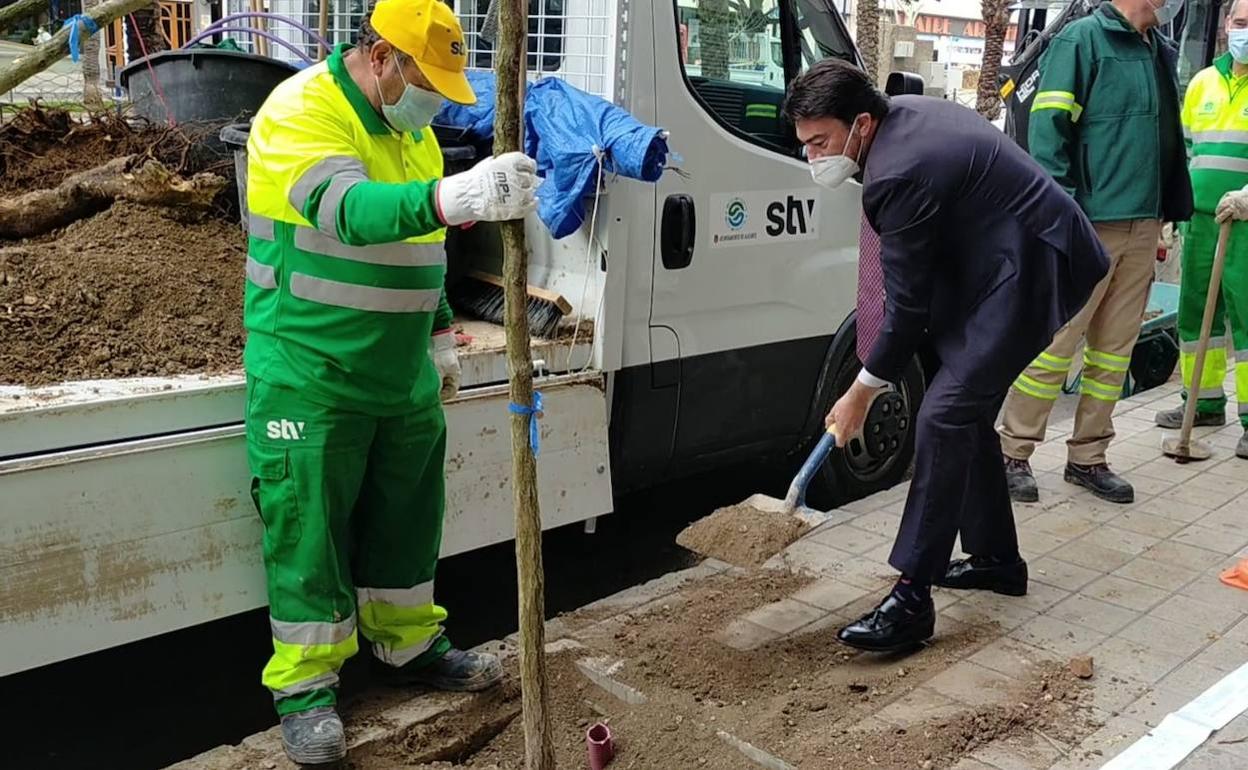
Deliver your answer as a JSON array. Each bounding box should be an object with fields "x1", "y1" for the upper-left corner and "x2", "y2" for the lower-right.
[
  {"x1": 375, "y1": 52, "x2": 444, "y2": 133},
  {"x1": 809, "y1": 117, "x2": 864, "y2": 190},
  {"x1": 1150, "y1": 0, "x2": 1184, "y2": 27}
]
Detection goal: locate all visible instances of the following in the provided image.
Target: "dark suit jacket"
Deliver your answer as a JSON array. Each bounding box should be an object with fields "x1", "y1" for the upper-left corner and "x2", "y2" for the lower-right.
[{"x1": 862, "y1": 96, "x2": 1111, "y2": 396}]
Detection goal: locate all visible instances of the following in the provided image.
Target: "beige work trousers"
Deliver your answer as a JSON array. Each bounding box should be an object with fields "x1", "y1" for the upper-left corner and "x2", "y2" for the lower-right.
[{"x1": 1000, "y1": 219, "x2": 1162, "y2": 466}]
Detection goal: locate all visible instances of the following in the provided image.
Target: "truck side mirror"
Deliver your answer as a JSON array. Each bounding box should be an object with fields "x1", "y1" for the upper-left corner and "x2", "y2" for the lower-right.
[{"x1": 885, "y1": 72, "x2": 925, "y2": 96}]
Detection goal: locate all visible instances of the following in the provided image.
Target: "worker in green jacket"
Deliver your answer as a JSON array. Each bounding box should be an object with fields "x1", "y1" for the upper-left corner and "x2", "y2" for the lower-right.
[
  {"x1": 1161, "y1": 0, "x2": 1248, "y2": 459},
  {"x1": 242, "y1": 0, "x2": 539, "y2": 763},
  {"x1": 999, "y1": 0, "x2": 1194, "y2": 504}
]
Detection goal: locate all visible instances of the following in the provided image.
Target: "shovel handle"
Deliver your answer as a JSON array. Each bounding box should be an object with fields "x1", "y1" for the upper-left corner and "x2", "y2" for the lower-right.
[
  {"x1": 1178, "y1": 221, "x2": 1231, "y2": 451},
  {"x1": 784, "y1": 427, "x2": 838, "y2": 511}
]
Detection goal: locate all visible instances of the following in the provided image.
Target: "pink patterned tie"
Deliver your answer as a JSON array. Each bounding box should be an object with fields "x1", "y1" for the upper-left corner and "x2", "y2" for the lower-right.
[{"x1": 856, "y1": 211, "x2": 886, "y2": 363}]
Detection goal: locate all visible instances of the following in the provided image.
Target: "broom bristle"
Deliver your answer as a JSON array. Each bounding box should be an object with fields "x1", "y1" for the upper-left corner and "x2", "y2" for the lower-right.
[{"x1": 452, "y1": 276, "x2": 567, "y2": 339}]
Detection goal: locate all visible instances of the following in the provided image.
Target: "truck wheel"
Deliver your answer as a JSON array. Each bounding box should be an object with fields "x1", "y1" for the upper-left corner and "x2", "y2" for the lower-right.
[{"x1": 805, "y1": 347, "x2": 925, "y2": 509}]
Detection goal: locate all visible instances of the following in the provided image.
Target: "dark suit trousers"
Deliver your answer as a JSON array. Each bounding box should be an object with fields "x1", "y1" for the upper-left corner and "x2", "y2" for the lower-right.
[{"x1": 888, "y1": 366, "x2": 1018, "y2": 583}]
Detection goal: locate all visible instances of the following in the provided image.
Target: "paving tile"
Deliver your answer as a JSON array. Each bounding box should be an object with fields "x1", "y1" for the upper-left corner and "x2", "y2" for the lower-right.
[
  {"x1": 1159, "y1": 478, "x2": 1248, "y2": 512},
  {"x1": 1027, "y1": 510, "x2": 1101, "y2": 540},
  {"x1": 1019, "y1": 528, "x2": 1078, "y2": 559},
  {"x1": 950, "y1": 759, "x2": 999, "y2": 770},
  {"x1": 1137, "y1": 497, "x2": 1216, "y2": 524},
  {"x1": 1198, "y1": 498, "x2": 1248, "y2": 531},
  {"x1": 1111, "y1": 510, "x2": 1188, "y2": 539},
  {"x1": 1052, "y1": 539, "x2": 1136, "y2": 572},
  {"x1": 1016, "y1": 580, "x2": 1073, "y2": 613},
  {"x1": 1031, "y1": 556, "x2": 1104, "y2": 592},
  {"x1": 848, "y1": 509, "x2": 901, "y2": 538},
  {"x1": 1177, "y1": 747, "x2": 1243, "y2": 769},
  {"x1": 1121, "y1": 685, "x2": 1191, "y2": 727},
  {"x1": 924, "y1": 660, "x2": 1017, "y2": 707},
  {"x1": 808, "y1": 524, "x2": 892, "y2": 556},
  {"x1": 741, "y1": 598, "x2": 829, "y2": 636},
  {"x1": 1084, "y1": 671, "x2": 1151, "y2": 716},
  {"x1": 871, "y1": 686, "x2": 966, "y2": 728},
  {"x1": 1190, "y1": 636, "x2": 1248, "y2": 672},
  {"x1": 931, "y1": 586, "x2": 963, "y2": 611},
  {"x1": 1080, "y1": 525, "x2": 1162, "y2": 556},
  {"x1": 1048, "y1": 594, "x2": 1141, "y2": 635},
  {"x1": 943, "y1": 597, "x2": 1037, "y2": 631},
  {"x1": 1152, "y1": 594, "x2": 1247, "y2": 634},
  {"x1": 1050, "y1": 715, "x2": 1151, "y2": 769},
  {"x1": 861, "y1": 542, "x2": 895, "y2": 566},
  {"x1": 1081, "y1": 574, "x2": 1171, "y2": 611},
  {"x1": 1089, "y1": 636, "x2": 1188, "y2": 683},
  {"x1": 1133, "y1": 456, "x2": 1206, "y2": 484},
  {"x1": 1117, "y1": 615, "x2": 1219, "y2": 659},
  {"x1": 967, "y1": 636, "x2": 1056, "y2": 680},
  {"x1": 1211, "y1": 714, "x2": 1248, "y2": 760},
  {"x1": 1010, "y1": 615, "x2": 1108, "y2": 658},
  {"x1": 1157, "y1": 659, "x2": 1232, "y2": 700},
  {"x1": 1140, "y1": 541, "x2": 1227, "y2": 572},
  {"x1": 971, "y1": 735, "x2": 1064, "y2": 770},
  {"x1": 1206, "y1": 458, "x2": 1248, "y2": 480},
  {"x1": 1030, "y1": 452, "x2": 1069, "y2": 473},
  {"x1": 771, "y1": 538, "x2": 851, "y2": 578},
  {"x1": 1172, "y1": 525, "x2": 1248, "y2": 556},
  {"x1": 1227, "y1": 616, "x2": 1248, "y2": 643},
  {"x1": 714, "y1": 618, "x2": 780, "y2": 652},
  {"x1": 789, "y1": 578, "x2": 870, "y2": 612},
  {"x1": 1186, "y1": 575, "x2": 1248, "y2": 616},
  {"x1": 1129, "y1": 474, "x2": 1185, "y2": 498},
  {"x1": 1112, "y1": 556, "x2": 1201, "y2": 592}
]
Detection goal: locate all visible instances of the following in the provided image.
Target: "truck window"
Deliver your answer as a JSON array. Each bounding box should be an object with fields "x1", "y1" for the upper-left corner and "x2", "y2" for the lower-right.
[
  {"x1": 677, "y1": 0, "x2": 856, "y2": 152},
  {"x1": 1176, "y1": 0, "x2": 1227, "y2": 91}
]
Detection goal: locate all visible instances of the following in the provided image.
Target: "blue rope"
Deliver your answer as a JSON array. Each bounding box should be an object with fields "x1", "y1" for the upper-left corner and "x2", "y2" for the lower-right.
[
  {"x1": 508, "y1": 391, "x2": 544, "y2": 456},
  {"x1": 62, "y1": 14, "x2": 99, "y2": 64}
]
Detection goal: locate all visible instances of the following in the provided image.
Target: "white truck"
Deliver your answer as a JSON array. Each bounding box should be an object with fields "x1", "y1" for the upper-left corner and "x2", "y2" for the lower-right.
[{"x1": 0, "y1": 0, "x2": 926, "y2": 677}]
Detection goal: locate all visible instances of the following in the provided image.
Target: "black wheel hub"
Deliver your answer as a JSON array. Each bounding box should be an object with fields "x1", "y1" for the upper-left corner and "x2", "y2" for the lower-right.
[{"x1": 861, "y1": 390, "x2": 909, "y2": 461}]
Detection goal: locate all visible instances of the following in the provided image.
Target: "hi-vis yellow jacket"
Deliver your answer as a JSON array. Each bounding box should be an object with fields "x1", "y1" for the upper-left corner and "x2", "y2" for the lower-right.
[
  {"x1": 244, "y1": 44, "x2": 453, "y2": 415},
  {"x1": 1182, "y1": 52, "x2": 1248, "y2": 216}
]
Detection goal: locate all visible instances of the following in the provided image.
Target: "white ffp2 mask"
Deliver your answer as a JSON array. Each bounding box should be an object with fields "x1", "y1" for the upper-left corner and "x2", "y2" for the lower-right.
[{"x1": 809, "y1": 118, "x2": 863, "y2": 190}]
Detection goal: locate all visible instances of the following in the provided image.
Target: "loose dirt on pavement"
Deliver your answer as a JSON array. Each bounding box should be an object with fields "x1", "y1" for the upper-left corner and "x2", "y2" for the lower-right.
[
  {"x1": 349, "y1": 568, "x2": 1100, "y2": 769},
  {"x1": 676, "y1": 504, "x2": 810, "y2": 567}
]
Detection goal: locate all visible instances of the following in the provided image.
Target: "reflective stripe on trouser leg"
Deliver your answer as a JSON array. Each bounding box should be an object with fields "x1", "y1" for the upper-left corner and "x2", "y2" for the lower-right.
[
  {"x1": 355, "y1": 404, "x2": 451, "y2": 670},
  {"x1": 1000, "y1": 256, "x2": 1118, "y2": 460},
  {"x1": 1177, "y1": 213, "x2": 1238, "y2": 415},
  {"x1": 245, "y1": 376, "x2": 376, "y2": 716},
  {"x1": 1069, "y1": 219, "x2": 1160, "y2": 466}
]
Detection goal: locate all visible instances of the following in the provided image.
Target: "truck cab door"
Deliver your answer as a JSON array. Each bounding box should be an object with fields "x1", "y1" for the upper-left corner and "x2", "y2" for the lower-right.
[{"x1": 650, "y1": 0, "x2": 862, "y2": 465}]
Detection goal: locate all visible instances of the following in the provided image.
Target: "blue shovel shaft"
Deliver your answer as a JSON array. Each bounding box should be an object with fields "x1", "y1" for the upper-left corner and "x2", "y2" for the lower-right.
[{"x1": 782, "y1": 429, "x2": 837, "y2": 511}]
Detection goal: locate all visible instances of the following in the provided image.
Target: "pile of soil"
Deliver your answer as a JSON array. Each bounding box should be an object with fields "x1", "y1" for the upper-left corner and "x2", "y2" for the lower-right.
[
  {"x1": 0, "y1": 202, "x2": 246, "y2": 385},
  {"x1": 352, "y1": 569, "x2": 1099, "y2": 770},
  {"x1": 676, "y1": 503, "x2": 810, "y2": 567}
]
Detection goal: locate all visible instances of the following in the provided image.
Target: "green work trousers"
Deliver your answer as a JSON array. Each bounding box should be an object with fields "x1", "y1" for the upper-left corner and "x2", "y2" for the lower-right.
[
  {"x1": 246, "y1": 376, "x2": 451, "y2": 717},
  {"x1": 1180, "y1": 214, "x2": 1248, "y2": 427}
]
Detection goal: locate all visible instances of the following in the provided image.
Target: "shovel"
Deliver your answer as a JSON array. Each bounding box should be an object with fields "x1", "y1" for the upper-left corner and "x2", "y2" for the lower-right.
[
  {"x1": 739, "y1": 424, "x2": 840, "y2": 526},
  {"x1": 1163, "y1": 220, "x2": 1230, "y2": 463}
]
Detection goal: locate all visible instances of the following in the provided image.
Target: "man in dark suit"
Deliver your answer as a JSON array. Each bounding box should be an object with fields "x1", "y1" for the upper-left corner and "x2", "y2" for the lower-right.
[{"x1": 783, "y1": 59, "x2": 1110, "y2": 651}]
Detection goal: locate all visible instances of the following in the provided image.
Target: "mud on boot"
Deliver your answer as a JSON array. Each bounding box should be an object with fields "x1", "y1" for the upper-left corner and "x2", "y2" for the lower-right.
[
  {"x1": 1155, "y1": 405, "x2": 1226, "y2": 430},
  {"x1": 280, "y1": 706, "x2": 346, "y2": 766},
  {"x1": 385, "y1": 647, "x2": 504, "y2": 692},
  {"x1": 1065, "y1": 462, "x2": 1133, "y2": 504},
  {"x1": 1005, "y1": 457, "x2": 1039, "y2": 503}
]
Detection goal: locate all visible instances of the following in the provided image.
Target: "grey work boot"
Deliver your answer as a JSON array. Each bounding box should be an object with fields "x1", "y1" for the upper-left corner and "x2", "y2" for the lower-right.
[
  {"x1": 1005, "y1": 457, "x2": 1039, "y2": 503},
  {"x1": 280, "y1": 706, "x2": 346, "y2": 766},
  {"x1": 1065, "y1": 462, "x2": 1134, "y2": 504},
  {"x1": 387, "y1": 647, "x2": 504, "y2": 692},
  {"x1": 1238, "y1": 428, "x2": 1248, "y2": 460},
  {"x1": 1155, "y1": 405, "x2": 1226, "y2": 429}
]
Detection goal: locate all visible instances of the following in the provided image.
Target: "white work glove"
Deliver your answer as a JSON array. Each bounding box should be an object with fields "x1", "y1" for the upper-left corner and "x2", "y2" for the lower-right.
[
  {"x1": 431, "y1": 330, "x2": 461, "y2": 402},
  {"x1": 436, "y1": 152, "x2": 539, "y2": 226},
  {"x1": 1216, "y1": 187, "x2": 1248, "y2": 223}
]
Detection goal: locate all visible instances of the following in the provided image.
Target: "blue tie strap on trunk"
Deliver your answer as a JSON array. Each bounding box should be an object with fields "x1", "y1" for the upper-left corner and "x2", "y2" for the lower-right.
[
  {"x1": 508, "y1": 391, "x2": 544, "y2": 456},
  {"x1": 63, "y1": 14, "x2": 100, "y2": 63}
]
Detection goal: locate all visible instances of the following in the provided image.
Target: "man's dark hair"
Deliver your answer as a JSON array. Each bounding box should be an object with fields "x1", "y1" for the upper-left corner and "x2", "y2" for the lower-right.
[
  {"x1": 782, "y1": 58, "x2": 890, "y2": 124},
  {"x1": 356, "y1": 13, "x2": 412, "y2": 63}
]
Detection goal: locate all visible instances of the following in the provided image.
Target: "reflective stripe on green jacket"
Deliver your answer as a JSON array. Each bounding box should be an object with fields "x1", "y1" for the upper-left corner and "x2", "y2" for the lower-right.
[
  {"x1": 244, "y1": 44, "x2": 454, "y2": 415},
  {"x1": 1028, "y1": 2, "x2": 1193, "y2": 223},
  {"x1": 1182, "y1": 53, "x2": 1248, "y2": 215}
]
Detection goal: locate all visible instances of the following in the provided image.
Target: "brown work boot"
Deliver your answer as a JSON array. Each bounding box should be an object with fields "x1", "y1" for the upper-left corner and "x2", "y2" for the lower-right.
[
  {"x1": 1004, "y1": 457, "x2": 1039, "y2": 503},
  {"x1": 1065, "y1": 462, "x2": 1133, "y2": 504}
]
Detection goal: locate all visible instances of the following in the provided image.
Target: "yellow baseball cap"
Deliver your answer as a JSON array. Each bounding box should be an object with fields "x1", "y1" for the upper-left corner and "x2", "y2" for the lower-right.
[{"x1": 370, "y1": 0, "x2": 477, "y2": 105}]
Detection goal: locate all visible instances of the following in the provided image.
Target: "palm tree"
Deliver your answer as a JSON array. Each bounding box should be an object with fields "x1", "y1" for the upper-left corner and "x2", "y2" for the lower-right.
[
  {"x1": 977, "y1": 0, "x2": 1012, "y2": 119},
  {"x1": 857, "y1": 0, "x2": 881, "y2": 83},
  {"x1": 80, "y1": 0, "x2": 104, "y2": 106}
]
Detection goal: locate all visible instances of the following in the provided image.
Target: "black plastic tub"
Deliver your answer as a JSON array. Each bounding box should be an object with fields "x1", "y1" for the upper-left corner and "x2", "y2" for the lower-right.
[{"x1": 119, "y1": 49, "x2": 298, "y2": 127}]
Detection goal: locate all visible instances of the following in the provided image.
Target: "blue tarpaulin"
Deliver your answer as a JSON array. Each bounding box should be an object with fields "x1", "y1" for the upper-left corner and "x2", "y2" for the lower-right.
[{"x1": 435, "y1": 73, "x2": 669, "y2": 239}]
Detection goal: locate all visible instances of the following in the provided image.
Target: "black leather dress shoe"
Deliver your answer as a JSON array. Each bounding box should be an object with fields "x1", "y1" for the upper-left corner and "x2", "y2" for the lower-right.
[
  {"x1": 837, "y1": 593, "x2": 935, "y2": 652},
  {"x1": 937, "y1": 555, "x2": 1028, "y2": 596}
]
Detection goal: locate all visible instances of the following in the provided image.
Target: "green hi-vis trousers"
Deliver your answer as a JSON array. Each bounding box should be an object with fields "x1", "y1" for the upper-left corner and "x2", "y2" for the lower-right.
[
  {"x1": 246, "y1": 376, "x2": 452, "y2": 717},
  {"x1": 1180, "y1": 214, "x2": 1248, "y2": 427}
]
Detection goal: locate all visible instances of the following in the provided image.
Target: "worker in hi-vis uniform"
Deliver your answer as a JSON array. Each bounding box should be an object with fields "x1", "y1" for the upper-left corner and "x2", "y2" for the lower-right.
[
  {"x1": 242, "y1": 0, "x2": 538, "y2": 762},
  {"x1": 1156, "y1": 0, "x2": 1248, "y2": 460}
]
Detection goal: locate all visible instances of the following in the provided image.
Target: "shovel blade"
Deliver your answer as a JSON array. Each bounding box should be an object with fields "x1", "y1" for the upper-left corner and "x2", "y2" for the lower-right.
[
  {"x1": 1162, "y1": 437, "x2": 1214, "y2": 463},
  {"x1": 740, "y1": 494, "x2": 834, "y2": 528}
]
